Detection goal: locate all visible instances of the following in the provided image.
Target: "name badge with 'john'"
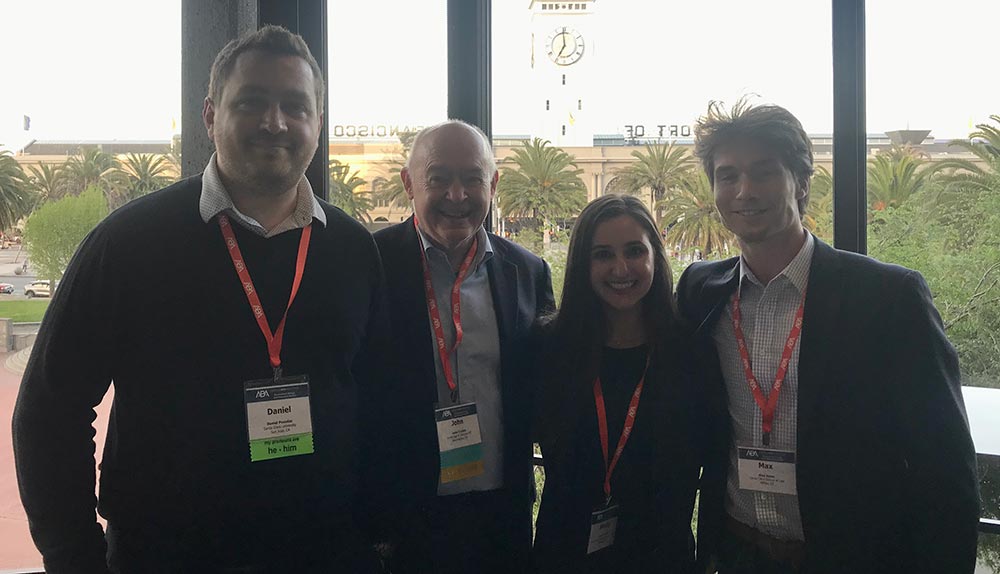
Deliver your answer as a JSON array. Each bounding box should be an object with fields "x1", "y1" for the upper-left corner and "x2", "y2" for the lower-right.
[
  {"x1": 245, "y1": 376, "x2": 314, "y2": 462},
  {"x1": 435, "y1": 402, "x2": 484, "y2": 483}
]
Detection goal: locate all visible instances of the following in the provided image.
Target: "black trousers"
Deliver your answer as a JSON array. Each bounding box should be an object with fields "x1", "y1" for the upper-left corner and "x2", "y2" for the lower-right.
[{"x1": 391, "y1": 488, "x2": 533, "y2": 574}]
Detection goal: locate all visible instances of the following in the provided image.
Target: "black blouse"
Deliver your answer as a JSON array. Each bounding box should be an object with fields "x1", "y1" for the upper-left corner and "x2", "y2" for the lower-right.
[{"x1": 533, "y1": 343, "x2": 707, "y2": 574}]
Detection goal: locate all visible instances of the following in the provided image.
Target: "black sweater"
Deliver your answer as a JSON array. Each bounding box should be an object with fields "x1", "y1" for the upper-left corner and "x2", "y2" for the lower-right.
[{"x1": 13, "y1": 177, "x2": 388, "y2": 572}]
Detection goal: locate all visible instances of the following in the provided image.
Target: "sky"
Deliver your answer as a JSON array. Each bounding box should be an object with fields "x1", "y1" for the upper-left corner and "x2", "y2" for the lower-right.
[{"x1": 2, "y1": 0, "x2": 999, "y2": 151}]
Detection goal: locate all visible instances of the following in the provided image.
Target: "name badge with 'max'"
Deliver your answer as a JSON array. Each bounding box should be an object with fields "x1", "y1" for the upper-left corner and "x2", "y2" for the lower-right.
[
  {"x1": 738, "y1": 446, "x2": 796, "y2": 495},
  {"x1": 244, "y1": 376, "x2": 314, "y2": 462},
  {"x1": 435, "y1": 402, "x2": 484, "y2": 483}
]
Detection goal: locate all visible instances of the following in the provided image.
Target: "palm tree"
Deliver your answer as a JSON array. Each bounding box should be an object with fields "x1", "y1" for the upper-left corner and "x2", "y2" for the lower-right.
[
  {"x1": 658, "y1": 171, "x2": 734, "y2": 259},
  {"x1": 935, "y1": 115, "x2": 1000, "y2": 197},
  {"x1": 612, "y1": 143, "x2": 695, "y2": 223},
  {"x1": 26, "y1": 162, "x2": 66, "y2": 205},
  {"x1": 115, "y1": 153, "x2": 174, "y2": 205},
  {"x1": 63, "y1": 147, "x2": 118, "y2": 197},
  {"x1": 0, "y1": 151, "x2": 35, "y2": 231},
  {"x1": 867, "y1": 145, "x2": 942, "y2": 211},
  {"x1": 328, "y1": 159, "x2": 372, "y2": 223},
  {"x1": 497, "y1": 138, "x2": 587, "y2": 245},
  {"x1": 372, "y1": 130, "x2": 419, "y2": 216},
  {"x1": 804, "y1": 166, "x2": 834, "y2": 242}
]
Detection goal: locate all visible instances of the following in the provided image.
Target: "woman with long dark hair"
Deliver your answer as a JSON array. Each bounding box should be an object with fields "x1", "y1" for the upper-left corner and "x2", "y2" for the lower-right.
[{"x1": 532, "y1": 194, "x2": 717, "y2": 573}]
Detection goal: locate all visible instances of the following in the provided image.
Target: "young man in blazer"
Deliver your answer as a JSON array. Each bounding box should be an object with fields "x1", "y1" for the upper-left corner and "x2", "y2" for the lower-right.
[
  {"x1": 676, "y1": 100, "x2": 980, "y2": 573},
  {"x1": 373, "y1": 120, "x2": 555, "y2": 574}
]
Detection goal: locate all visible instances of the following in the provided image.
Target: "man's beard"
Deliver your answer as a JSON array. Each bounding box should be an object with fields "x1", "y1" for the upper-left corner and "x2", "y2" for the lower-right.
[{"x1": 233, "y1": 145, "x2": 314, "y2": 196}]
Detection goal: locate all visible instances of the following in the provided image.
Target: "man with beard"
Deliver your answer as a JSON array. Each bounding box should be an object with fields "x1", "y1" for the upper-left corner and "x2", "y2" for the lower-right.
[
  {"x1": 13, "y1": 26, "x2": 385, "y2": 573},
  {"x1": 373, "y1": 121, "x2": 554, "y2": 574}
]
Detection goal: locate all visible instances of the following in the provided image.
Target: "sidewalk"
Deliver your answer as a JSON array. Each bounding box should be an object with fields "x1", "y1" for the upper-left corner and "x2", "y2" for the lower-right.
[
  {"x1": 0, "y1": 263, "x2": 28, "y2": 278},
  {"x1": 0, "y1": 348, "x2": 113, "y2": 569}
]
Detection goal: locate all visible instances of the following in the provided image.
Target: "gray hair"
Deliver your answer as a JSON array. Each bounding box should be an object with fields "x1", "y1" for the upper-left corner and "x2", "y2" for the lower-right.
[{"x1": 406, "y1": 120, "x2": 497, "y2": 174}]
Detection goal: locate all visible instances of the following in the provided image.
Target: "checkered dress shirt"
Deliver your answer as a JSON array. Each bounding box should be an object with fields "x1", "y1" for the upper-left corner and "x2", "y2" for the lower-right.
[
  {"x1": 199, "y1": 153, "x2": 326, "y2": 235},
  {"x1": 712, "y1": 234, "x2": 814, "y2": 541}
]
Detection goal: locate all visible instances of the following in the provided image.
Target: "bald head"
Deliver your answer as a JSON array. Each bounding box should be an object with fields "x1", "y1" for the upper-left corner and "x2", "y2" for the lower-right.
[
  {"x1": 406, "y1": 120, "x2": 497, "y2": 175},
  {"x1": 401, "y1": 120, "x2": 499, "y2": 261}
]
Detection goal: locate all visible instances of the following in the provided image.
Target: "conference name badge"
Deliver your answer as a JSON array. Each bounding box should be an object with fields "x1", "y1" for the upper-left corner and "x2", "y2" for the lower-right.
[
  {"x1": 587, "y1": 503, "x2": 619, "y2": 555},
  {"x1": 737, "y1": 446, "x2": 797, "y2": 495},
  {"x1": 244, "y1": 375, "x2": 314, "y2": 462},
  {"x1": 435, "y1": 402, "x2": 484, "y2": 483}
]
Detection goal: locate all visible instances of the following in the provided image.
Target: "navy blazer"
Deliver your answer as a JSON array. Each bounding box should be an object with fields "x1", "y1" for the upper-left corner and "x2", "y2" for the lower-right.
[
  {"x1": 676, "y1": 237, "x2": 981, "y2": 574},
  {"x1": 373, "y1": 217, "x2": 555, "y2": 510}
]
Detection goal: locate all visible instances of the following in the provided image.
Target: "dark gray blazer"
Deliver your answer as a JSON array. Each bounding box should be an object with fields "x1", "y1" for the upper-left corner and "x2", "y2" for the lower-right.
[{"x1": 676, "y1": 237, "x2": 981, "y2": 574}]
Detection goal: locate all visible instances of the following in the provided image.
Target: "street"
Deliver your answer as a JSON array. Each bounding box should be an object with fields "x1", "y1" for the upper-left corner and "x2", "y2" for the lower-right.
[{"x1": 0, "y1": 243, "x2": 46, "y2": 300}]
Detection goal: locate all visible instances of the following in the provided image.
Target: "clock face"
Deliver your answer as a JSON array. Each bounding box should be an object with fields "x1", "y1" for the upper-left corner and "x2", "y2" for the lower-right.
[{"x1": 547, "y1": 27, "x2": 584, "y2": 66}]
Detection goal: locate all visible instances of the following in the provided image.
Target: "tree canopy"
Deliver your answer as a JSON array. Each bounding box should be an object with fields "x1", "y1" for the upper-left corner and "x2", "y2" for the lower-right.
[
  {"x1": 328, "y1": 159, "x2": 372, "y2": 223},
  {"x1": 24, "y1": 186, "x2": 108, "y2": 281},
  {"x1": 613, "y1": 143, "x2": 694, "y2": 222},
  {"x1": 0, "y1": 151, "x2": 34, "y2": 231},
  {"x1": 497, "y1": 138, "x2": 587, "y2": 224}
]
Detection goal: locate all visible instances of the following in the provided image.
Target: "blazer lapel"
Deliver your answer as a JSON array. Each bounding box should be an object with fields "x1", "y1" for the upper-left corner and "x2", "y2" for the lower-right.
[
  {"x1": 694, "y1": 260, "x2": 740, "y2": 338},
  {"x1": 486, "y1": 245, "x2": 519, "y2": 361}
]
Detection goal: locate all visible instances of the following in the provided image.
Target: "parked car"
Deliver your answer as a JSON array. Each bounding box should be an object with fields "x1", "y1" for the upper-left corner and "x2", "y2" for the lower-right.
[
  {"x1": 0, "y1": 283, "x2": 13, "y2": 294},
  {"x1": 24, "y1": 280, "x2": 51, "y2": 299}
]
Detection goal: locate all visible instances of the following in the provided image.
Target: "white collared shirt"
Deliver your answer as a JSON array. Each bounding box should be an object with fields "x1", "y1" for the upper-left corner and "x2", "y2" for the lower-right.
[
  {"x1": 199, "y1": 153, "x2": 327, "y2": 236},
  {"x1": 713, "y1": 233, "x2": 815, "y2": 541}
]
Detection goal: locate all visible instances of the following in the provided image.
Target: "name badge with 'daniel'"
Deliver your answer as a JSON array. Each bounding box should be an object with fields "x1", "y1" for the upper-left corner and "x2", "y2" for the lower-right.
[
  {"x1": 738, "y1": 446, "x2": 796, "y2": 495},
  {"x1": 435, "y1": 402, "x2": 484, "y2": 483},
  {"x1": 244, "y1": 376, "x2": 314, "y2": 462}
]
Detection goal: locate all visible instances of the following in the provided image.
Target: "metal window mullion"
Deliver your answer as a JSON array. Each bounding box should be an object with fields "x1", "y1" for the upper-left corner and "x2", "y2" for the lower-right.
[
  {"x1": 259, "y1": 0, "x2": 330, "y2": 201},
  {"x1": 831, "y1": 0, "x2": 866, "y2": 254}
]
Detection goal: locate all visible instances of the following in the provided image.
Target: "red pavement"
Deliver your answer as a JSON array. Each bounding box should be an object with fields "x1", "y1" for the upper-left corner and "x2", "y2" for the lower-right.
[{"x1": 0, "y1": 352, "x2": 113, "y2": 570}]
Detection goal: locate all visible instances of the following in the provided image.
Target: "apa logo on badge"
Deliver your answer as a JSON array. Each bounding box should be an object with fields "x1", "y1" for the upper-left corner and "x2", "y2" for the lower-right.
[{"x1": 255, "y1": 390, "x2": 270, "y2": 399}]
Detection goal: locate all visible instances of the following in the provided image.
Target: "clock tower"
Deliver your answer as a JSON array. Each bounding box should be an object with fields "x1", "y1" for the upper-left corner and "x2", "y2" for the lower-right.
[{"x1": 529, "y1": 0, "x2": 596, "y2": 147}]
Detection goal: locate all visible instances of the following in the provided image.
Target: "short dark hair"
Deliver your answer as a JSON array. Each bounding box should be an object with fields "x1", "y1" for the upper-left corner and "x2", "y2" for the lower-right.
[
  {"x1": 208, "y1": 25, "x2": 324, "y2": 113},
  {"x1": 694, "y1": 98, "x2": 814, "y2": 216}
]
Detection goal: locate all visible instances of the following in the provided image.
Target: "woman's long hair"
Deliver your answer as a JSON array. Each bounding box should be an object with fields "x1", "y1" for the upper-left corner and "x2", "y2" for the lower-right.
[{"x1": 538, "y1": 194, "x2": 679, "y2": 439}]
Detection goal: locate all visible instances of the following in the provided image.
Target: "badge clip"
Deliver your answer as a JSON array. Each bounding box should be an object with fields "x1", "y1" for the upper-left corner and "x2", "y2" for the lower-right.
[
  {"x1": 762, "y1": 431, "x2": 771, "y2": 447},
  {"x1": 273, "y1": 366, "x2": 283, "y2": 382}
]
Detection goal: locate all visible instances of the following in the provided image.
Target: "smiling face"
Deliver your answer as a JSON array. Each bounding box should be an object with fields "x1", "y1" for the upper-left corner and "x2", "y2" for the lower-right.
[
  {"x1": 588, "y1": 214, "x2": 655, "y2": 318},
  {"x1": 203, "y1": 50, "x2": 322, "y2": 197},
  {"x1": 402, "y1": 123, "x2": 498, "y2": 255},
  {"x1": 712, "y1": 138, "x2": 807, "y2": 248}
]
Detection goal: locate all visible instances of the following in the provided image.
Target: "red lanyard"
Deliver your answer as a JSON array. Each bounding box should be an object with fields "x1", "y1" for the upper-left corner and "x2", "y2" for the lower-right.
[
  {"x1": 593, "y1": 355, "x2": 649, "y2": 503},
  {"x1": 730, "y1": 287, "x2": 806, "y2": 446},
  {"x1": 218, "y1": 214, "x2": 312, "y2": 377},
  {"x1": 415, "y1": 219, "x2": 479, "y2": 399}
]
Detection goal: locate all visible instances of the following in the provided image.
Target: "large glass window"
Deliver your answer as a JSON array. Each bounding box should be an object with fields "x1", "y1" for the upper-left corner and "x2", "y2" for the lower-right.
[
  {"x1": 326, "y1": 0, "x2": 447, "y2": 224},
  {"x1": 492, "y1": 0, "x2": 833, "y2": 295},
  {"x1": 0, "y1": 1, "x2": 181, "y2": 569},
  {"x1": 867, "y1": 1, "x2": 1000, "y2": 567}
]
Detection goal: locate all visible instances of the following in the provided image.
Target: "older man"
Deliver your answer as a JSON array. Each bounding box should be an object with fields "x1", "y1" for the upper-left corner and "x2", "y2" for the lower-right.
[
  {"x1": 676, "y1": 100, "x2": 980, "y2": 574},
  {"x1": 374, "y1": 120, "x2": 554, "y2": 574},
  {"x1": 13, "y1": 26, "x2": 384, "y2": 573}
]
